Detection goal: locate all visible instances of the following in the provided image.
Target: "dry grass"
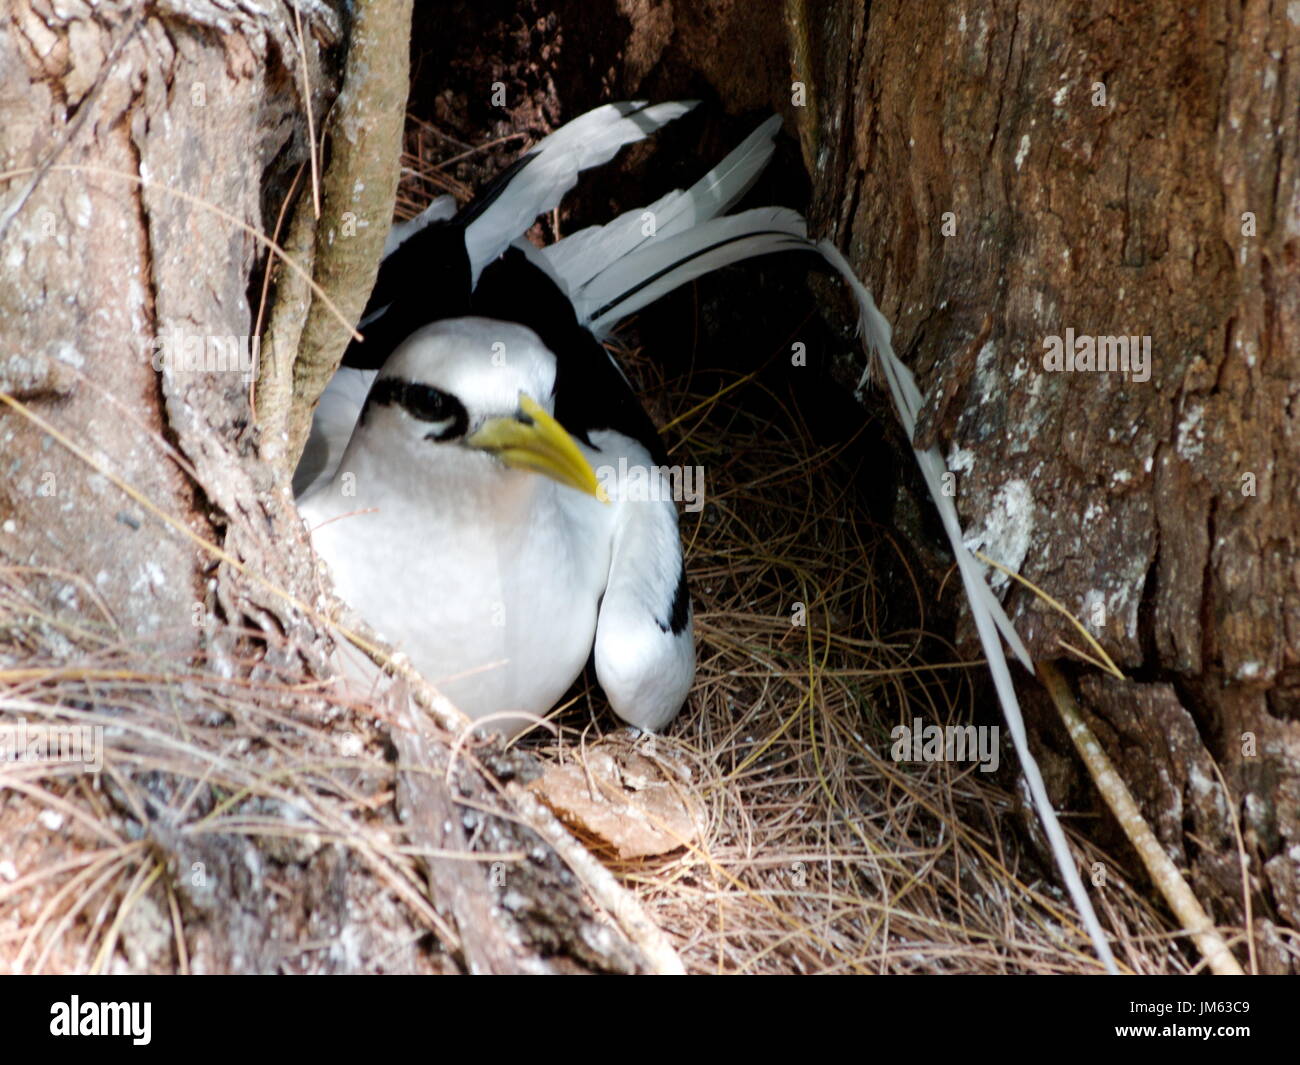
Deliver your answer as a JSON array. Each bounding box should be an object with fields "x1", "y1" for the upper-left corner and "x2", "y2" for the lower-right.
[
  {"x1": 520, "y1": 333, "x2": 1198, "y2": 974},
  {"x1": 0, "y1": 582, "x2": 450, "y2": 974}
]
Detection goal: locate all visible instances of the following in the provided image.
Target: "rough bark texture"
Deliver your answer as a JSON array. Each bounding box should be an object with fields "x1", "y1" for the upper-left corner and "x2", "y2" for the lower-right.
[
  {"x1": 800, "y1": 0, "x2": 1300, "y2": 947},
  {"x1": 3, "y1": 6, "x2": 205, "y2": 657},
  {"x1": 2, "y1": 0, "x2": 341, "y2": 673},
  {"x1": 280, "y1": 0, "x2": 413, "y2": 468},
  {"x1": 1, "y1": 0, "x2": 340, "y2": 974}
]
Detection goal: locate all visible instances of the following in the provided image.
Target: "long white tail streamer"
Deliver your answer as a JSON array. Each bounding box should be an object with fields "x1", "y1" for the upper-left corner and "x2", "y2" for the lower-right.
[
  {"x1": 542, "y1": 114, "x2": 784, "y2": 296},
  {"x1": 817, "y1": 240, "x2": 1119, "y2": 974}
]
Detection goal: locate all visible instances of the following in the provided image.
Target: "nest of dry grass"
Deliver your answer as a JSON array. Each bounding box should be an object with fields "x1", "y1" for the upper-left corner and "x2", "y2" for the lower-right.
[
  {"x1": 517, "y1": 330, "x2": 1199, "y2": 974},
  {"x1": 0, "y1": 117, "x2": 1228, "y2": 976}
]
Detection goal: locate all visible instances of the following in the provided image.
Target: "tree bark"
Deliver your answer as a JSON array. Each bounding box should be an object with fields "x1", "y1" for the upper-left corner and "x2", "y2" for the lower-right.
[
  {"x1": 800, "y1": 0, "x2": 1300, "y2": 961},
  {"x1": 0, "y1": 0, "x2": 663, "y2": 974}
]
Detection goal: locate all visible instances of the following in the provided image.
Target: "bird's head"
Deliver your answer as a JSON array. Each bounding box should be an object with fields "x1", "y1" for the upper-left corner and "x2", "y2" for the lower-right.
[{"x1": 356, "y1": 318, "x2": 606, "y2": 500}]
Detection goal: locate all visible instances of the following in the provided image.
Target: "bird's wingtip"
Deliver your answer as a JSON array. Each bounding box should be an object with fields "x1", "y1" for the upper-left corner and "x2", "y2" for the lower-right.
[{"x1": 640, "y1": 99, "x2": 701, "y2": 122}]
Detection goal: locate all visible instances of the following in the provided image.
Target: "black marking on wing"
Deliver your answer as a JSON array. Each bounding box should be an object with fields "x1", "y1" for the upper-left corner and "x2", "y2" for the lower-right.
[
  {"x1": 471, "y1": 247, "x2": 670, "y2": 466},
  {"x1": 360, "y1": 377, "x2": 468, "y2": 440},
  {"x1": 343, "y1": 222, "x2": 471, "y2": 370},
  {"x1": 341, "y1": 155, "x2": 536, "y2": 371},
  {"x1": 658, "y1": 560, "x2": 690, "y2": 635},
  {"x1": 458, "y1": 152, "x2": 537, "y2": 226}
]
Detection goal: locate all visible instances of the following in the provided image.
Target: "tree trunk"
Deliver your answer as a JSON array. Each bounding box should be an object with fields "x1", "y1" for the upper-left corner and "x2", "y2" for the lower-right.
[
  {"x1": 0, "y1": 0, "x2": 666, "y2": 974},
  {"x1": 800, "y1": 0, "x2": 1300, "y2": 962}
]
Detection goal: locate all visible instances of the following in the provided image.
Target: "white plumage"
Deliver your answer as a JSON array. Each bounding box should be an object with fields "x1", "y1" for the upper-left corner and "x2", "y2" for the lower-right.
[
  {"x1": 297, "y1": 100, "x2": 1119, "y2": 974},
  {"x1": 540, "y1": 114, "x2": 784, "y2": 304},
  {"x1": 463, "y1": 100, "x2": 697, "y2": 285},
  {"x1": 300, "y1": 321, "x2": 619, "y2": 730},
  {"x1": 297, "y1": 102, "x2": 804, "y2": 736}
]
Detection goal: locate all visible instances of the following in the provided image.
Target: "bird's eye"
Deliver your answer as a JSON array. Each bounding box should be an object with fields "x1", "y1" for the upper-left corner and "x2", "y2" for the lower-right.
[
  {"x1": 360, "y1": 376, "x2": 468, "y2": 439},
  {"x1": 401, "y1": 383, "x2": 451, "y2": 422}
]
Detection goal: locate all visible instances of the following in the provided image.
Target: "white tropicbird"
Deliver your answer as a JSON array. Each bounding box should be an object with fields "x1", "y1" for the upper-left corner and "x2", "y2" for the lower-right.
[{"x1": 296, "y1": 102, "x2": 809, "y2": 735}]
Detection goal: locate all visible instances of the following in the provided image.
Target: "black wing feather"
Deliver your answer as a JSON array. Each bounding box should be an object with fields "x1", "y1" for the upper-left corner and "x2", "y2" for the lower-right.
[
  {"x1": 471, "y1": 248, "x2": 670, "y2": 466},
  {"x1": 341, "y1": 154, "x2": 538, "y2": 370}
]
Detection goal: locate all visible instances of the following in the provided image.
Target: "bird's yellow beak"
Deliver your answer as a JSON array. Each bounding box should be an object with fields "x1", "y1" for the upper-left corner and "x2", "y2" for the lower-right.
[{"x1": 467, "y1": 392, "x2": 609, "y2": 502}]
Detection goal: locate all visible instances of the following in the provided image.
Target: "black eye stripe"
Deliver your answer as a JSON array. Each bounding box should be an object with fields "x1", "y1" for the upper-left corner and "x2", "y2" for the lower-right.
[
  {"x1": 403, "y1": 382, "x2": 451, "y2": 420},
  {"x1": 361, "y1": 376, "x2": 468, "y2": 440},
  {"x1": 365, "y1": 378, "x2": 447, "y2": 421}
]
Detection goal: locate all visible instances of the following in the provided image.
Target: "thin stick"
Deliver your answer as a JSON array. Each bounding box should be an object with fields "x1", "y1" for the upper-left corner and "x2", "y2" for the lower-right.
[
  {"x1": 505, "y1": 782, "x2": 687, "y2": 975},
  {"x1": 291, "y1": 1, "x2": 322, "y2": 219},
  {"x1": 1038, "y1": 661, "x2": 1243, "y2": 975},
  {"x1": 250, "y1": 165, "x2": 306, "y2": 416},
  {"x1": 1208, "y1": 760, "x2": 1257, "y2": 974}
]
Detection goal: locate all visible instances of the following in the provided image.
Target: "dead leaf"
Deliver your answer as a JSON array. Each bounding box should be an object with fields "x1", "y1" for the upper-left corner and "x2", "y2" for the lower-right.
[{"x1": 530, "y1": 744, "x2": 699, "y2": 859}]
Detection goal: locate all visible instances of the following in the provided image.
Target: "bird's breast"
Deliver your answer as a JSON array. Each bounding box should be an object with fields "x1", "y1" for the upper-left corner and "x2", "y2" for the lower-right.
[{"x1": 300, "y1": 476, "x2": 613, "y2": 731}]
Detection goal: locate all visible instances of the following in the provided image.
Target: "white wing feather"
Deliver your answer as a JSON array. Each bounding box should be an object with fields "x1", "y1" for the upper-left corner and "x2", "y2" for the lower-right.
[
  {"x1": 463, "y1": 100, "x2": 697, "y2": 282},
  {"x1": 578, "y1": 207, "x2": 808, "y2": 334},
  {"x1": 542, "y1": 115, "x2": 783, "y2": 293},
  {"x1": 293, "y1": 368, "x2": 377, "y2": 498}
]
